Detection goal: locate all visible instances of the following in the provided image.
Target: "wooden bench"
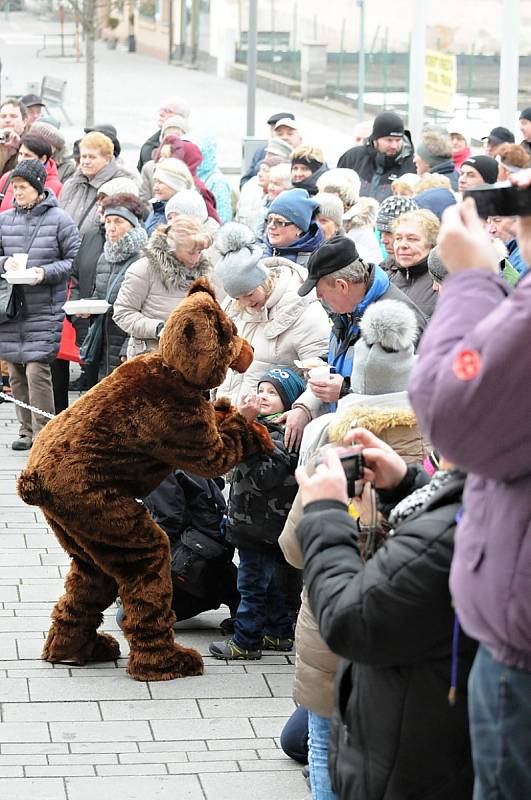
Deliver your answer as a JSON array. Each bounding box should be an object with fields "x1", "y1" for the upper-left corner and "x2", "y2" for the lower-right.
[{"x1": 40, "y1": 75, "x2": 72, "y2": 125}]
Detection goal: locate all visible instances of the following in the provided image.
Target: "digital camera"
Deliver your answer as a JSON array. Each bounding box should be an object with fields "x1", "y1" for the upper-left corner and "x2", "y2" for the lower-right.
[
  {"x1": 464, "y1": 180, "x2": 531, "y2": 218},
  {"x1": 315, "y1": 444, "x2": 365, "y2": 497}
]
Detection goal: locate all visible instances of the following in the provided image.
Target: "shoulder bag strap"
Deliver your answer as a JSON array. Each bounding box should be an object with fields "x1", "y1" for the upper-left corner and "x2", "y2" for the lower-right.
[
  {"x1": 105, "y1": 261, "x2": 130, "y2": 302},
  {"x1": 25, "y1": 212, "x2": 47, "y2": 254},
  {"x1": 76, "y1": 196, "x2": 98, "y2": 229}
]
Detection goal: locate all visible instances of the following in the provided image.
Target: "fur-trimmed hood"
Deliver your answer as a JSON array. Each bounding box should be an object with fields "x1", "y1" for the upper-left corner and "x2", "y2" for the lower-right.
[
  {"x1": 144, "y1": 227, "x2": 211, "y2": 290},
  {"x1": 343, "y1": 196, "x2": 379, "y2": 230},
  {"x1": 329, "y1": 405, "x2": 419, "y2": 443}
]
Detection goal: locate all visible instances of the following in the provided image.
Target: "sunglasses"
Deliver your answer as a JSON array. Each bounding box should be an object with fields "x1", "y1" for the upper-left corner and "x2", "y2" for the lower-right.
[{"x1": 266, "y1": 217, "x2": 294, "y2": 228}]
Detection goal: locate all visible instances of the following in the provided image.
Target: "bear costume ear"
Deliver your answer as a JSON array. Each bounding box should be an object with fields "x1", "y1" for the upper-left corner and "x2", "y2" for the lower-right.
[{"x1": 187, "y1": 277, "x2": 217, "y2": 301}]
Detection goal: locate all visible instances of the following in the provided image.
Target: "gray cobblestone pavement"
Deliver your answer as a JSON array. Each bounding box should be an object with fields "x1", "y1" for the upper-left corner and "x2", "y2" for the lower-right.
[{"x1": 0, "y1": 398, "x2": 307, "y2": 798}]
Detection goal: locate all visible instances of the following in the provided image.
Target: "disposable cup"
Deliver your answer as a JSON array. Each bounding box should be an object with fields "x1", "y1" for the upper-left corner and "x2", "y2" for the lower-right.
[
  {"x1": 13, "y1": 253, "x2": 28, "y2": 270},
  {"x1": 308, "y1": 365, "x2": 331, "y2": 381}
]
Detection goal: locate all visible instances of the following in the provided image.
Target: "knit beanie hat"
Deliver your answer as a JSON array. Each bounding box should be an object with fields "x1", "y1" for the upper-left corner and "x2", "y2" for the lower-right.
[
  {"x1": 265, "y1": 138, "x2": 293, "y2": 159},
  {"x1": 315, "y1": 192, "x2": 344, "y2": 228},
  {"x1": 371, "y1": 111, "x2": 405, "y2": 140},
  {"x1": 519, "y1": 107, "x2": 531, "y2": 122},
  {"x1": 165, "y1": 188, "x2": 208, "y2": 222},
  {"x1": 214, "y1": 222, "x2": 268, "y2": 299},
  {"x1": 376, "y1": 195, "x2": 418, "y2": 232},
  {"x1": 268, "y1": 188, "x2": 318, "y2": 232},
  {"x1": 350, "y1": 300, "x2": 418, "y2": 395},
  {"x1": 28, "y1": 120, "x2": 65, "y2": 152},
  {"x1": 153, "y1": 158, "x2": 193, "y2": 193},
  {"x1": 258, "y1": 367, "x2": 306, "y2": 411},
  {"x1": 162, "y1": 114, "x2": 189, "y2": 135},
  {"x1": 415, "y1": 188, "x2": 456, "y2": 220},
  {"x1": 461, "y1": 155, "x2": 499, "y2": 184},
  {"x1": 11, "y1": 159, "x2": 47, "y2": 193},
  {"x1": 99, "y1": 177, "x2": 140, "y2": 197},
  {"x1": 427, "y1": 246, "x2": 448, "y2": 284},
  {"x1": 291, "y1": 152, "x2": 325, "y2": 174}
]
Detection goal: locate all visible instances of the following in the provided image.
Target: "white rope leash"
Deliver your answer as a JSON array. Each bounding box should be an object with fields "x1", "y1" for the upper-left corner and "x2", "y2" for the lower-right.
[{"x1": 1, "y1": 393, "x2": 55, "y2": 420}]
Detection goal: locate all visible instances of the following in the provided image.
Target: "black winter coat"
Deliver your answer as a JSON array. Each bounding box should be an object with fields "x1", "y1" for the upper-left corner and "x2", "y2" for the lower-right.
[
  {"x1": 430, "y1": 159, "x2": 459, "y2": 190},
  {"x1": 337, "y1": 133, "x2": 416, "y2": 202},
  {"x1": 226, "y1": 421, "x2": 298, "y2": 553},
  {"x1": 137, "y1": 130, "x2": 161, "y2": 173},
  {"x1": 69, "y1": 223, "x2": 105, "y2": 346},
  {"x1": 388, "y1": 256, "x2": 438, "y2": 319},
  {"x1": 0, "y1": 190, "x2": 80, "y2": 363},
  {"x1": 296, "y1": 469, "x2": 476, "y2": 800}
]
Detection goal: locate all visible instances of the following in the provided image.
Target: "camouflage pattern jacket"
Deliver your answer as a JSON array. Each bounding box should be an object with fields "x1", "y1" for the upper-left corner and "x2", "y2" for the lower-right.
[{"x1": 226, "y1": 421, "x2": 298, "y2": 553}]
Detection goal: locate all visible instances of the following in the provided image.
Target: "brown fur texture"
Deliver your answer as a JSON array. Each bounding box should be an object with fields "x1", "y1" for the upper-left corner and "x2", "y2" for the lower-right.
[{"x1": 17, "y1": 278, "x2": 273, "y2": 681}]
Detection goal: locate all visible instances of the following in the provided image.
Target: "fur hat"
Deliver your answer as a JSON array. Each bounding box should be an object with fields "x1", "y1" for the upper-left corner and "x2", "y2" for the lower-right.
[
  {"x1": 214, "y1": 223, "x2": 267, "y2": 299},
  {"x1": 165, "y1": 189, "x2": 208, "y2": 222},
  {"x1": 461, "y1": 155, "x2": 499, "y2": 184},
  {"x1": 350, "y1": 300, "x2": 418, "y2": 395},
  {"x1": 258, "y1": 367, "x2": 306, "y2": 411},
  {"x1": 99, "y1": 177, "x2": 140, "y2": 197},
  {"x1": 416, "y1": 131, "x2": 452, "y2": 167},
  {"x1": 376, "y1": 195, "x2": 418, "y2": 232},
  {"x1": 154, "y1": 158, "x2": 193, "y2": 193},
  {"x1": 11, "y1": 159, "x2": 47, "y2": 193},
  {"x1": 316, "y1": 168, "x2": 360, "y2": 208},
  {"x1": 267, "y1": 188, "x2": 318, "y2": 233},
  {"x1": 315, "y1": 192, "x2": 344, "y2": 228}
]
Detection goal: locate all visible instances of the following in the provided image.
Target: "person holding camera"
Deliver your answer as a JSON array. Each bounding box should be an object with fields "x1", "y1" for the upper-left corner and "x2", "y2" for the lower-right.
[
  {"x1": 294, "y1": 428, "x2": 477, "y2": 800},
  {"x1": 0, "y1": 98, "x2": 28, "y2": 176},
  {"x1": 409, "y1": 187, "x2": 531, "y2": 800}
]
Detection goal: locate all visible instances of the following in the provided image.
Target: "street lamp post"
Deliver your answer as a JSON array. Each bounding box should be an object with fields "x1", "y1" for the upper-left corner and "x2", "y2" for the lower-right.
[
  {"x1": 357, "y1": 0, "x2": 365, "y2": 121},
  {"x1": 246, "y1": 0, "x2": 257, "y2": 136},
  {"x1": 499, "y1": 0, "x2": 520, "y2": 130}
]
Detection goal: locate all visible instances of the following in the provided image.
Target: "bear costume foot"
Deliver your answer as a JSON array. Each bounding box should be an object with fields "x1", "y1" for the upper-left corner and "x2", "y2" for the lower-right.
[
  {"x1": 42, "y1": 628, "x2": 120, "y2": 666},
  {"x1": 127, "y1": 643, "x2": 204, "y2": 682}
]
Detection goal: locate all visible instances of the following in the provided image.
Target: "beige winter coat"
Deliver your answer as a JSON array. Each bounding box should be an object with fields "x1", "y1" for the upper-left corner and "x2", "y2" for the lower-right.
[
  {"x1": 278, "y1": 399, "x2": 428, "y2": 718},
  {"x1": 215, "y1": 257, "x2": 330, "y2": 404},
  {"x1": 113, "y1": 227, "x2": 212, "y2": 358}
]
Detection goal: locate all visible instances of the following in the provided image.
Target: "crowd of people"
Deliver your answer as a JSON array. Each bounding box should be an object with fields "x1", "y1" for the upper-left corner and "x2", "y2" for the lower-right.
[{"x1": 1, "y1": 90, "x2": 530, "y2": 800}]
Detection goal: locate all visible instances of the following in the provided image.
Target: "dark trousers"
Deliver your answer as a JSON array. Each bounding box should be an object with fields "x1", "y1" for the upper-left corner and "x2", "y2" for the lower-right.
[
  {"x1": 50, "y1": 358, "x2": 70, "y2": 414},
  {"x1": 233, "y1": 547, "x2": 293, "y2": 650}
]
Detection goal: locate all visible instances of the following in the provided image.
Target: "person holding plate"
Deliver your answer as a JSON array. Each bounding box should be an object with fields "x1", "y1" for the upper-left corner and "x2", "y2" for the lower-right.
[{"x1": 0, "y1": 159, "x2": 80, "y2": 450}]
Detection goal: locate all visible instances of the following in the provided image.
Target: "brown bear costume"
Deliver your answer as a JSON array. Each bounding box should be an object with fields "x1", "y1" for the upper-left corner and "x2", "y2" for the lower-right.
[{"x1": 17, "y1": 279, "x2": 273, "y2": 681}]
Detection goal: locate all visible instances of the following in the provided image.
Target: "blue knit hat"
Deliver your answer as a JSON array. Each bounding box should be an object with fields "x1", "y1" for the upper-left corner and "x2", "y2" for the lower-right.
[
  {"x1": 267, "y1": 188, "x2": 318, "y2": 233},
  {"x1": 415, "y1": 188, "x2": 456, "y2": 220},
  {"x1": 258, "y1": 367, "x2": 306, "y2": 411}
]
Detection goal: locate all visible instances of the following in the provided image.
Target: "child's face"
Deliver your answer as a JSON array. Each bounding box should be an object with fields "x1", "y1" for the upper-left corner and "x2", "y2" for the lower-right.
[{"x1": 257, "y1": 382, "x2": 285, "y2": 415}]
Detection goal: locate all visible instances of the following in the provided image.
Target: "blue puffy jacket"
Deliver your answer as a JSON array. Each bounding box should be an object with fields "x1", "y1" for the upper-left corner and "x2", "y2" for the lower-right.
[{"x1": 0, "y1": 189, "x2": 80, "y2": 363}]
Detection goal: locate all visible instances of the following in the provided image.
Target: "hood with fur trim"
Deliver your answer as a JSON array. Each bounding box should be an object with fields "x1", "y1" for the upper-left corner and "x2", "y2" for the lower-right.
[
  {"x1": 143, "y1": 226, "x2": 211, "y2": 291},
  {"x1": 343, "y1": 196, "x2": 379, "y2": 230},
  {"x1": 328, "y1": 405, "x2": 419, "y2": 443}
]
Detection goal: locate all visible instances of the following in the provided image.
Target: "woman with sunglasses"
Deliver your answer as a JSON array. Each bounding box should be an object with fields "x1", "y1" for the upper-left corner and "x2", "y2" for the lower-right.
[{"x1": 263, "y1": 187, "x2": 324, "y2": 267}]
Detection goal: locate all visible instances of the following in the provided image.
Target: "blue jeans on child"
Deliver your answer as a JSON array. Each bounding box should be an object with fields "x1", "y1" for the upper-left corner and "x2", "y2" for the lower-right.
[
  {"x1": 233, "y1": 547, "x2": 293, "y2": 651},
  {"x1": 469, "y1": 644, "x2": 531, "y2": 800},
  {"x1": 308, "y1": 710, "x2": 339, "y2": 800}
]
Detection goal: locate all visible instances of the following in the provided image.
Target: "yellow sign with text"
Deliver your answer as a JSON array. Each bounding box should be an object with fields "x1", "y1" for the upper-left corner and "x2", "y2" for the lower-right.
[{"x1": 425, "y1": 49, "x2": 456, "y2": 114}]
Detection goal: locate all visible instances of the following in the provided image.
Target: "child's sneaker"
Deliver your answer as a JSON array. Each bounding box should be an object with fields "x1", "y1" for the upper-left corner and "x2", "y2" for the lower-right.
[
  {"x1": 209, "y1": 638, "x2": 262, "y2": 660},
  {"x1": 262, "y1": 634, "x2": 294, "y2": 652}
]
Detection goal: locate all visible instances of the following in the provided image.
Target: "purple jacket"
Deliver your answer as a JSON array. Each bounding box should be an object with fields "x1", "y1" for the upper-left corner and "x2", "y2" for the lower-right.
[{"x1": 409, "y1": 269, "x2": 531, "y2": 671}]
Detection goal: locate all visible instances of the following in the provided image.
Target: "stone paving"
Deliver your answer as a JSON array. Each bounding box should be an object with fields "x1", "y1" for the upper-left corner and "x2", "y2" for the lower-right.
[{"x1": 0, "y1": 397, "x2": 307, "y2": 798}]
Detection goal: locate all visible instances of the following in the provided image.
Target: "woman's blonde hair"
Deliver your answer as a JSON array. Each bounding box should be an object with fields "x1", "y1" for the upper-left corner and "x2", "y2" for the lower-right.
[
  {"x1": 234, "y1": 267, "x2": 281, "y2": 312},
  {"x1": 166, "y1": 214, "x2": 213, "y2": 252},
  {"x1": 290, "y1": 144, "x2": 325, "y2": 165},
  {"x1": 413, "y1": 173, "x2": 452, "y2": 194},
  {"x1": 391, "y1": 209, "x2": 440, "y2": 247},
  {"x1": 79, "y1": 131, "x2": 114, "y2": 159}
]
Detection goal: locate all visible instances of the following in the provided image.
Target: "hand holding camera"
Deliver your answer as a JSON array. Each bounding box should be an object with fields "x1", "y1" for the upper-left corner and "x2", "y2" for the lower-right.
[{"x1": 0, "y1": 128, "x2": 20, "y2": 149}]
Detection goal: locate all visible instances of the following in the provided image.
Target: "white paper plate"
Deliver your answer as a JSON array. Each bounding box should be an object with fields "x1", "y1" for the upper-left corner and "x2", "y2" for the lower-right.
[
  {"x1": 63, "y1": 299, "x2": 111, "y2": 315},
  {"x1": 1, "y1": 271, "x2": 36, "y2": 285}
]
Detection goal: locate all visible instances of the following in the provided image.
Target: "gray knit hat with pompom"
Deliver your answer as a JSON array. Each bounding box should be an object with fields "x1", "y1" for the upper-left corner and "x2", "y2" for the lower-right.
[
  {"x1": 214, "y1": 223, "x2": 268, "y2": 299},
  {"x1": 350, "y1": 299, "x2": 418, "y2": 395}
]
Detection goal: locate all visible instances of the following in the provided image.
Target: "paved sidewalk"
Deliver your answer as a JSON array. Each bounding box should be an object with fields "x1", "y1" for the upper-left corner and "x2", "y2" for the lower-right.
[
  {"x1": 0, "y1": 397, "x2": 307, "y2": 800},
  {"x1": 0, "y1": 11, "x2": 354, "y2": 172}
]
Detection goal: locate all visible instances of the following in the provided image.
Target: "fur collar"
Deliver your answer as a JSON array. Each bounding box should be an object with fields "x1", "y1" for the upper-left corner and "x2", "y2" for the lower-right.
[
  {"x1": 328, "y1": 405, "x2": 418, "y2": 443},
  {"x1": 143, "y1": 227, "x2": 211, "y2": 290}
]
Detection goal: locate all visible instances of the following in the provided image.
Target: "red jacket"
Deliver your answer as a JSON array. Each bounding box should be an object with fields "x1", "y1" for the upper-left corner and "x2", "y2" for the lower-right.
[{"x1": 0, "y1": 158, "x2": 63, "y2": 212}]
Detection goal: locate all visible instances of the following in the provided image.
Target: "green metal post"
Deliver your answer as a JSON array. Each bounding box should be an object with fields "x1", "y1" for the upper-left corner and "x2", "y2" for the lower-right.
[
  {"x1": 466, "y1": 43, "x2": 475, "y2": 117},
  {"x1": 270, "y1": 0, "x2": 276, "y2": 74},
  {"x1": 292, "y1": 2, "x2": 297, "y2": 79}
]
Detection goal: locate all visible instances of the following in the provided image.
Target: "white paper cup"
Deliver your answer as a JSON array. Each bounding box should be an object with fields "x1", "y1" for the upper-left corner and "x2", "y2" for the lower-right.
[
  {"x1": 308, "y1": 365, "x2": 331, "y2": 381},
  {"x1": 13, "y1": 253, "x2": 28, "y2": 270}
]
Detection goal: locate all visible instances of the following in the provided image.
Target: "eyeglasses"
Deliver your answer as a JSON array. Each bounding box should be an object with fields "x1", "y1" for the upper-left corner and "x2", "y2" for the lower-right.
[{"x1": 266, "y1": 216, "x2": 293, "y2": 228}]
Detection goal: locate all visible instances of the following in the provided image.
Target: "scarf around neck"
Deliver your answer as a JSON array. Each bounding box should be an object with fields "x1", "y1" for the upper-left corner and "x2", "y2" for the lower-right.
[
  {"x1": 104, "y1": 226, "x2": 148, "y2": 263},
  {"x1": 388, "y1": 469, "x2": 458, "y2": 528}
]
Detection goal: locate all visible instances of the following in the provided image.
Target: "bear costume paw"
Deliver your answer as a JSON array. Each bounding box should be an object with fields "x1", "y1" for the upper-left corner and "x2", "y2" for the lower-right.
[
  {"x1": 127, "y1": 643, "x2": 204, "y2": 682},
  {"x1": 42, "y1": 629, "x2": 120, "y2": 666}
]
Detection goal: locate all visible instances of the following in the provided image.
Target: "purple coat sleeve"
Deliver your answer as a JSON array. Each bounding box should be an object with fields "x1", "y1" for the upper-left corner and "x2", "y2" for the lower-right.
[{"x1": 409, "y1": 269, "x2": 531, "y2": 481}]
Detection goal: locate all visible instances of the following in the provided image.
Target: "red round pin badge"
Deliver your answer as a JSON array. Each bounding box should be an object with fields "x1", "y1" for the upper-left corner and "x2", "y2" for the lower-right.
[{"x1": 452, "y1": 349, "x2": 482, "y2": 381}]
